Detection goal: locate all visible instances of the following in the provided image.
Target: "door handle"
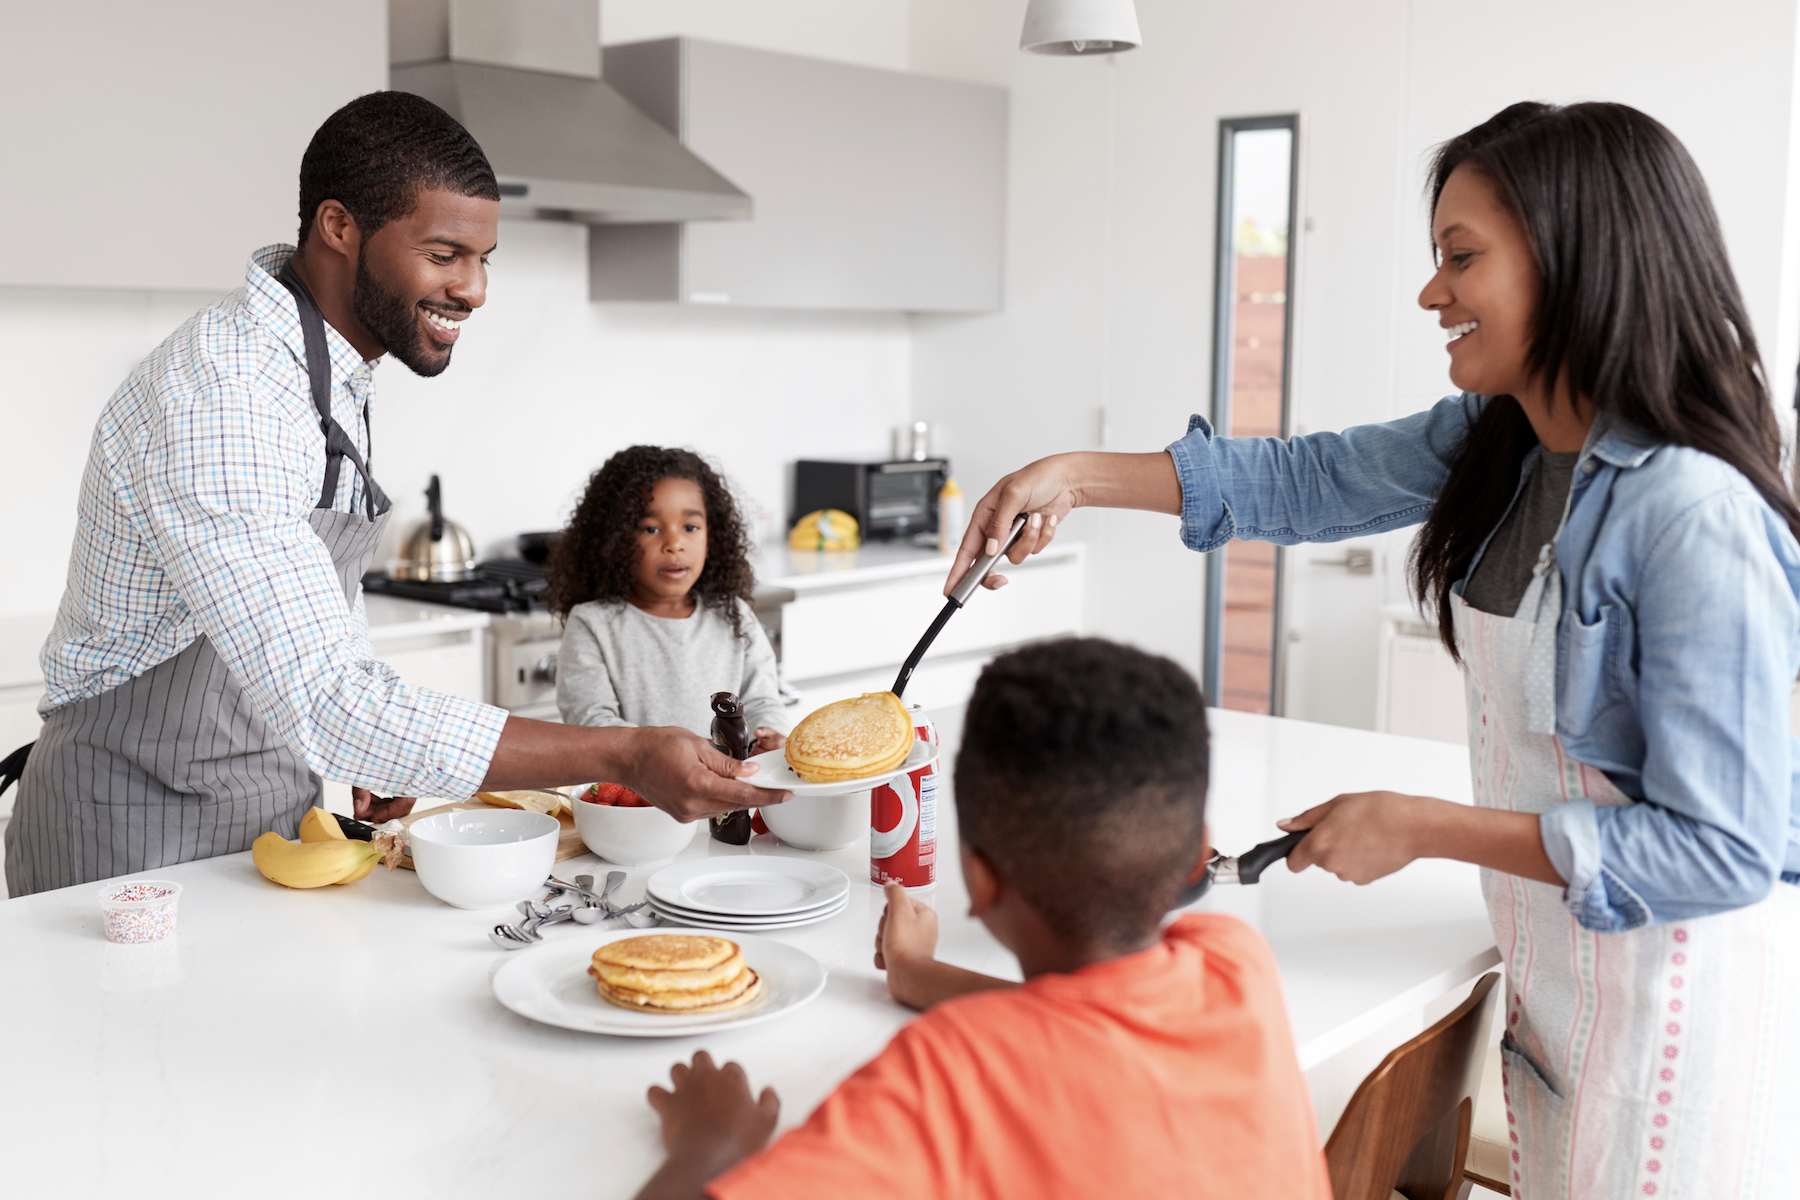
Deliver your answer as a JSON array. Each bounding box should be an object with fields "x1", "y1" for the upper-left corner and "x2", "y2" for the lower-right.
[{"x1": 1309, "y1": 547, "x2": 1374, "y2": 574}]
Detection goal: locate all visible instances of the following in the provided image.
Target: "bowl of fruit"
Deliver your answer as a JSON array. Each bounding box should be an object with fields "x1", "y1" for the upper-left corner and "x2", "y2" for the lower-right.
[{"x1": 571, "y1": 783, "x2": 700, "y2": 866}]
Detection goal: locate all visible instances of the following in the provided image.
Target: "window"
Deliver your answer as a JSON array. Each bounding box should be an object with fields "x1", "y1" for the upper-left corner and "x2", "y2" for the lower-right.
[{"x1": 1203, "y1": 116, "x2": 1298, "y2": 714}]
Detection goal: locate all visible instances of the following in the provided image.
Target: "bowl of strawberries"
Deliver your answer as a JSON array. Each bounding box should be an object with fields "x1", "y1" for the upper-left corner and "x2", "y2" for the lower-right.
[{"x1": 570, "y1": 782, "x2": 700, "y2": 866}]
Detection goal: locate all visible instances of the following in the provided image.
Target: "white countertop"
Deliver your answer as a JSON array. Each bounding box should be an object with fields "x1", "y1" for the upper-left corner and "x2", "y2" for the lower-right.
[
  {"x1": 753, "y1": 539, "x2": 1083, "y2": 597},
  {"x1": 361, "y1": 594, "x2": 491, "y2": 641},
  {"x1": 0, "y1": 710, "x2": 1494, "y2": 1198}
]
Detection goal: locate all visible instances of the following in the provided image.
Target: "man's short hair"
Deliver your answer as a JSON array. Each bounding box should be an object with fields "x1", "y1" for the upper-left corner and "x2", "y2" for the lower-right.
[
  {"x1": 297, "y1": 91, "x2": 498, "y2": 246},
  {"x1": 955, "y1": 638, "x2": 1210, "y2": 947}
]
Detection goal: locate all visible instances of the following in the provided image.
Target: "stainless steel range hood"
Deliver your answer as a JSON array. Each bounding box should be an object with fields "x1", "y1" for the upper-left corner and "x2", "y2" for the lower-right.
[{"x1": 389, "y1": 0, "x2": 750, "y2": 224}]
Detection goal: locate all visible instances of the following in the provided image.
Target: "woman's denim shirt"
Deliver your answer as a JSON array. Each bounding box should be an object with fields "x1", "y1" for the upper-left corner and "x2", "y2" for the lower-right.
[{"x1": 1167, "y1": 393, "x2": 1800, "y2": 932}]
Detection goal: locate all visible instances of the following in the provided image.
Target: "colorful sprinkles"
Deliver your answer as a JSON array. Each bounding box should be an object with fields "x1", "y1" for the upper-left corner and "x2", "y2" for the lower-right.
[{"x1": 98, "y1": 880, "x2": 181, "y2": 943}]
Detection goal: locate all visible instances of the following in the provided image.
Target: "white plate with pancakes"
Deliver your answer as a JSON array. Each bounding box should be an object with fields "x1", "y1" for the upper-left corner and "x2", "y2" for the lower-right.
[
  {"x1": 492, "y1": 930, "x2": 828, "y2": 1037},
  {"x1": 741, "y1": 739, "x2": 940, "y2": 795},
  {"x1": 646, "y1": 857, "x2": 851, "y2": 917}
]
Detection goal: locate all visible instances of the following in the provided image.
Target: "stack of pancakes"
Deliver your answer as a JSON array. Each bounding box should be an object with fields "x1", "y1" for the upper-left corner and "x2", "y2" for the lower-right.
[
  {"x1": 785, "y1": 691, "x2": 913, "y2": 784},
  {"x1": 588, "y1": 935, "x2": 762, "y2": 1014}
]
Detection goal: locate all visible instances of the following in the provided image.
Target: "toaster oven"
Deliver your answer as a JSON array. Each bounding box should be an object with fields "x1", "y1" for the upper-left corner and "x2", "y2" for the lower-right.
[{"x1": 792, "y1": 459, "x2": 949, "y2": 542}]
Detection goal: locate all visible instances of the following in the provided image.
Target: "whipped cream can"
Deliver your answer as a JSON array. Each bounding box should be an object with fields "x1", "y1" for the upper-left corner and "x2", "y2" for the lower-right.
[{"x1": 871, "y1": 703, "x2": 939, "y2": 890}]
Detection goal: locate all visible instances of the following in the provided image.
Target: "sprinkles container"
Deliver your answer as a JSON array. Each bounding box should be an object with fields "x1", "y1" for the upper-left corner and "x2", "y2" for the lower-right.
[{"x1": 97, "y1": 880, "x2": 182, "y2": 944}]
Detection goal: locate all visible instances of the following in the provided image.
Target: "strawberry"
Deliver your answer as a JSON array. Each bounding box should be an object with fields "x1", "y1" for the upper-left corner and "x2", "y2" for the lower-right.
[{"x1": 583, "y1": 782, "x2": 650, "y2": 807}]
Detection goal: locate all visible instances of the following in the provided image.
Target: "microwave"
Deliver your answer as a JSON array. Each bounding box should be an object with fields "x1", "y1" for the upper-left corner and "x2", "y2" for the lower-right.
[{"x1": 792, "y1": 459, "x2": 949, "y2": 542}]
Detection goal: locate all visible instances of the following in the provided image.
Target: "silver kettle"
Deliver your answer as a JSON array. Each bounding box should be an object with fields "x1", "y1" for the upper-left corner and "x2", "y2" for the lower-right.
[{"x1": 393, "y1": 475, "x2": 478, "y2": 581}]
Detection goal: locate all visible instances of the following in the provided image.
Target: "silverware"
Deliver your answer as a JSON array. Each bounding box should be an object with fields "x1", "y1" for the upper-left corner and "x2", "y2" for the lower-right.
[
  {"x1": 600, "y1": 870, "x2": 626, "y2": 912},
  {"x1": 488, "y1": 924, "x2": 536, "y2": 950}
]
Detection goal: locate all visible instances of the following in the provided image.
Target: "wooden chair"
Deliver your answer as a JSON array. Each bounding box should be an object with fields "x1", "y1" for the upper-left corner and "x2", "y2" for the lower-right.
[{"x1": 1324, "y1": 972, "x2": 1501, "y2": 1200}]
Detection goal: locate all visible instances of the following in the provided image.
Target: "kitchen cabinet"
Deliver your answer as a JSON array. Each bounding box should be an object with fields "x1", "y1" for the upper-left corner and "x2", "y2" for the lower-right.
[
  {"x1": 591, "y1": 39, "x2": 1008, "y2": 312},
  {"x1": 0, "y1": 0, "x2": 386, "y2": 291},
  {"x1": 1375, "y1": 605, "x2": 1468, "y2": 745}
]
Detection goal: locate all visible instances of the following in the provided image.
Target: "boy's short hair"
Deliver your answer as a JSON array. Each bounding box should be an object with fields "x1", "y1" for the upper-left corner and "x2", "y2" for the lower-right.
[{"x1": 954, "y1": 638, "x2": 1209, "y2": 947}]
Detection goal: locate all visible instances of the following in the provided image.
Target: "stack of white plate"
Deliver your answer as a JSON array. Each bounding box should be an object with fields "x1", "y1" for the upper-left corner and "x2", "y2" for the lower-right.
[{"x1": 644, "y1": 858, "x2": 851, "y2": 930}]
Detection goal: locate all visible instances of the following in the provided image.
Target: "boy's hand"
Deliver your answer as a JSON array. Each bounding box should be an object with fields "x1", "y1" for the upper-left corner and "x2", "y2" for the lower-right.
[
  {"x1": 874, "y1": 882, "x2": 1015, "y2": 1010},
  {"x1": 751, "y1": 728, "x2": 787, "y2": 754},
  {"x1": 645, "y1": 1052, "x2": 779, "y2": 1180},
  {"x1": 875, "y1": 882, "x2": 941, "y2": 1007}
]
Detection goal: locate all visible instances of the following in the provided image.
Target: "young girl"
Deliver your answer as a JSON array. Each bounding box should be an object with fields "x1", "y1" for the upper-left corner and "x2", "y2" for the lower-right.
[
  {"x1": 548, "y1": 446, "x2": 787, "y2": 756},
  {"x1": 955, "y1": 102, "x2": 1800, "y2": 1195}
]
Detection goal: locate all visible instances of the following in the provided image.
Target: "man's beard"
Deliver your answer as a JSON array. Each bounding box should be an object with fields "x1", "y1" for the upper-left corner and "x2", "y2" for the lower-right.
[{"x1": 352, "y1": 257, "x2": 457, "y2": 377}]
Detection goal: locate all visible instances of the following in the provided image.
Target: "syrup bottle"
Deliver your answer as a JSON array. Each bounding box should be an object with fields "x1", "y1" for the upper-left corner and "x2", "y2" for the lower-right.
[{"x1": 709, "y1": 691, "x2": 755, "y2": 845}]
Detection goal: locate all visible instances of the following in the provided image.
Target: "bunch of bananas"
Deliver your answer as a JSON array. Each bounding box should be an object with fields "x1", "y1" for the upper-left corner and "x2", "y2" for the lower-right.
[{"x1": 252, "y1": 807, "x2": 404, "y2": 889}]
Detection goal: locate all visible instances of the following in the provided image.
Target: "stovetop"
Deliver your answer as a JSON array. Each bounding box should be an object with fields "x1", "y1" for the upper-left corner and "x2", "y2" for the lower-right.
[{"x1": 362, "y1": 558, "x2": 549, "y2": 614}]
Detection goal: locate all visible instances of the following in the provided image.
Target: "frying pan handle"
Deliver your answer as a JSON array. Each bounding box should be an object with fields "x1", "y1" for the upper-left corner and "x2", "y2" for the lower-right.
[
  {"x1": 948, "y1": 515, "x2": 1030, "y2": 606},
  {"x1": 1236, "y1": 830, "x2": 1308, "y2": 884}
]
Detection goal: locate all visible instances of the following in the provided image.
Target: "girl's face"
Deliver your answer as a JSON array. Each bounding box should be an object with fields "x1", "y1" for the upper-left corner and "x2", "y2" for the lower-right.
[
  {"x1": 1418, "y1": 164, "x2": 1540, "y2": 399},
  {"x1": 632, "y1": 476, "x2": 708, "y2": 608}
]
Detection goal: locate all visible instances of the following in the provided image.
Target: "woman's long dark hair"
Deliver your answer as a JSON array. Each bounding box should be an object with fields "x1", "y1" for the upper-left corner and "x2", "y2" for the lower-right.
[
  {"x1": 1410, "y1": 101, "x2": 1800, "y2": 659},
  {"x1": 546, "y1": 446, "x2": 756, "y2": 637}
]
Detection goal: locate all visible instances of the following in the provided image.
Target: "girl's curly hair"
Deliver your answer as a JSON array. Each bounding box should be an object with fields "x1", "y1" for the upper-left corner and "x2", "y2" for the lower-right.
[{"x1": 546, "y1": 446, "x2": 756, "y2": 638}]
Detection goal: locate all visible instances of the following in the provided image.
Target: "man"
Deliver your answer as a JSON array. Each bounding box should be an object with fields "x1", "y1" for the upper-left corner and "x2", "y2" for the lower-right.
[{"x1": 2, "y1": 92, "x2": 780, "y2": 897}]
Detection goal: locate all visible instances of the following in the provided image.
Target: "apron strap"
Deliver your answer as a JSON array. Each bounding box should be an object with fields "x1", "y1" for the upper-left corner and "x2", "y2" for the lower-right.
[
  {"x1": 273, "y1": 262, "x2": 390, "y2": 520},
  {"x1": 1518, "y1": 541, "x2": 1561, "y2": 735},
  {"x1": 0, "y1": 741, "x2": 32, "y2": 800}
]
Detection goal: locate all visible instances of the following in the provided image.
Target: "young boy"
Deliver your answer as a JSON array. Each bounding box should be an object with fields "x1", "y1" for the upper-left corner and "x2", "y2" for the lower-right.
[{"x1": 632, "y1": 638, "x2": 1330, "y2": 1200}]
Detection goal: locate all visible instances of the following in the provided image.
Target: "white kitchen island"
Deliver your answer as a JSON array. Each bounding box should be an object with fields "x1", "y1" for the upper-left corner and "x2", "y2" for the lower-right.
[{"x1": 0, "y1": 710, "x2": 1495, "y2": 1198}]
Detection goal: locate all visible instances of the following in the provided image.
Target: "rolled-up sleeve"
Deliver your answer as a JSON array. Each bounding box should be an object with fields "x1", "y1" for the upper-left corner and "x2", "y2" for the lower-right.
[
  {"x1": 1166, "y1": 394, "x2": 1483, "y2": 551},
  {"x1": 1539, "y1": 490, "x2": 1798, "y2": 930},
  {"x1": 136, "y1": 378, "x2": 505, "y2": 798}
]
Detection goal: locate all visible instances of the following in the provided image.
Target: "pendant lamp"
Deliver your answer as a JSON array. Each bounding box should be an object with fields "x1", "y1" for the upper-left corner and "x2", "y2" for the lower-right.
[{"x1": 1019, "y1": 0, "x2": 1141, "y2": 55}]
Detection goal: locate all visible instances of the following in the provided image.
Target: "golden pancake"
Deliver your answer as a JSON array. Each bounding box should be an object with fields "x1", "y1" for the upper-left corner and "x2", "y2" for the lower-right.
[
  {"x1": 784, "y1": 692, "x2": 913, "y2": 784},
  {"x1": 592, "y1": 948, "x2": 747, "y2": 994},
  {"x1": 593, "y1": 934, "x2": 738, "y2": 974},
  {"x1": 474, "y1": 790, "x2": 562, "y2": 815},
  {"x1": 596, "y1": 968, "x2": 763, "y2": 1014}
]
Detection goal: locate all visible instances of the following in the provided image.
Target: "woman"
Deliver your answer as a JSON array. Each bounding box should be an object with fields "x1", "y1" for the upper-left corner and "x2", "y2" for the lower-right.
[{"x1": 953, "y1": 102, "x2": 1800, "y2": 1196}]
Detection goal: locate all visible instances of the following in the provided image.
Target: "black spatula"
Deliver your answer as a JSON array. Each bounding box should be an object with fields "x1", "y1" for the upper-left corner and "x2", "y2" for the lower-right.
[{"x1": 891, "y1": 515, "x2": 1029, "y2": 700}]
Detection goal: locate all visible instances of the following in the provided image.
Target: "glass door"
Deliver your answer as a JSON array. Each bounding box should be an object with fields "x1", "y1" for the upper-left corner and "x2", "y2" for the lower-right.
[{"x1": 1203, "y1": 117, "x2": 1298, "y2": 713}]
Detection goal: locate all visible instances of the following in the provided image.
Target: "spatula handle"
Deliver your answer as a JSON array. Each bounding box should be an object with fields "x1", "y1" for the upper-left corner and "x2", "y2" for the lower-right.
[{"x1": 947, "y1": 515, "x2": 1030, "y2": 606}]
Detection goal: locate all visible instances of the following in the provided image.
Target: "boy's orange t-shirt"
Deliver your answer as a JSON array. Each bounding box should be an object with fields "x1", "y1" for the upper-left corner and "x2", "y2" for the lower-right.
[{"x1": 707, "y1": 913, "x2": 1330, "y2": 1200}]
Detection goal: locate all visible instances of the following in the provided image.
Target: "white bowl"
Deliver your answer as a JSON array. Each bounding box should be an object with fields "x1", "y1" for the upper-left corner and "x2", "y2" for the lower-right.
[
  {"x1": 572, "y1": 795, "x2": 700, "y2": 865},
  {"x1": 407, "y1": 809, "x2": 560, "y2": 910},
  {"x1": 759, "y1": 790, "x2": 869, "y2": 851}
]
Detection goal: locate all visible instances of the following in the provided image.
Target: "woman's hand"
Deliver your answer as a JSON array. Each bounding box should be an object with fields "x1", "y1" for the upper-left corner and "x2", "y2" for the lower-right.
[
  {"x1": 751, "y1": 728, "x2": 786, "y2": 754},
  {"x1": 1279, "y1": 792, "x2": 1566, "y2": 887},
  {"x1": 1278, "y1": 791, "x2": 1435, "y2": 885},
  {"x1": 945, "y1": 451, "x2": 1182, "y2": 594}
]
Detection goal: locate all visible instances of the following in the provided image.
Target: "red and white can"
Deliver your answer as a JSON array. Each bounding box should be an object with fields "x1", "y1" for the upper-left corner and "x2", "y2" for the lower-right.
[{"x1": 871, "y1": 702, "x2": 939, "y2": 890}]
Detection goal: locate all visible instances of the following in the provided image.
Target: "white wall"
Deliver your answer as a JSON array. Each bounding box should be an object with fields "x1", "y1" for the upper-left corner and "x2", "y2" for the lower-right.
[
  {"x1": 908, "y1": 0, "x2": 1800, "y2": 727},
  {"x1": 0, "y1": 2, "x2": 916, "y2": 620}
]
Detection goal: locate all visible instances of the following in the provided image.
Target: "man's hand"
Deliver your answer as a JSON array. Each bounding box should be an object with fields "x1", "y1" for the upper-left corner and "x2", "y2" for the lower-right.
[
  {"x1": 351, "y1": 787, "x2": 416, "y2": 823},
  {"x1": 751, "y1": 727, "x2": 787, "y2": 754},
  {"x1": 635, "y1": 1052, "x2": 778, "y2": 1200},
  {"x1": 625, "y1": 727, "x2": 792, "y2": 822}
]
